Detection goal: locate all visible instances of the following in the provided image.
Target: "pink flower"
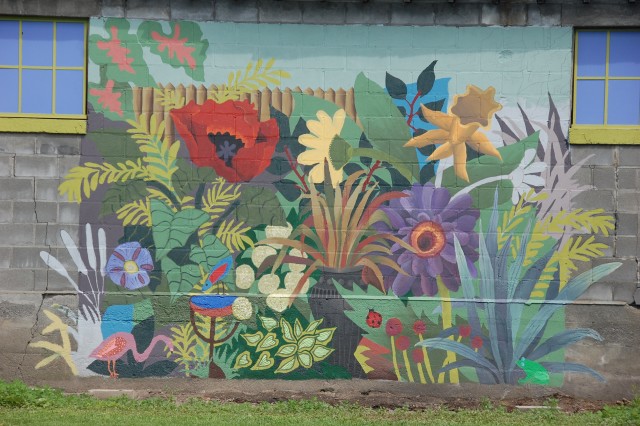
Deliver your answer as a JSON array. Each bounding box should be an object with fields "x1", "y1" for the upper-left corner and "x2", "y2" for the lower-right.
[
  {"x1": 395, "y1": 335, "x2": 410, "y2": 351},
  {"x1": 413, "y1": 320, "x2": 427, "y2": 335},
  {"x1": 385, "y1": 318, "x2": 403, "y2": 336},
  {"x1": 412, "y1": 348, "x2": 424, "y2": 363},
  {"x1": 459, "y1": 325, "x2": 471, "y2": 338},
  {"x1": 471, "y1": 336, "x2": 483, "y2": 350}
]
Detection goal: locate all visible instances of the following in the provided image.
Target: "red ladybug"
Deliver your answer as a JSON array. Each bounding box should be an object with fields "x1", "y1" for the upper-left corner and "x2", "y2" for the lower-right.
[{"x1": 366, "y1": 309, "x2": 383, "y2": 328}]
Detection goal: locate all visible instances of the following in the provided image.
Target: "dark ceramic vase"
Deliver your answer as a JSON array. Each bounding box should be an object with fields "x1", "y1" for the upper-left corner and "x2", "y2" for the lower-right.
[{"x1": 308, "y1": 267, "x2": 367, "y2": 379}]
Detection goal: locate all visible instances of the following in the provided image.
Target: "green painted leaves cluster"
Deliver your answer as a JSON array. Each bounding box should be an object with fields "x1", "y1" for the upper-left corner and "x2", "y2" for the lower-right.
[
  {"x1": 150, "y1": 200, "x2": 208, "y2": 260},
  {"x1": 233, "y1": 315, "x2": 335, "y2": 373}
]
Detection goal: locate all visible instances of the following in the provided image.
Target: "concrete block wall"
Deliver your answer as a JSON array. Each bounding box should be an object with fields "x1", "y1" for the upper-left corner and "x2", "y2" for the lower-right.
[{"x1": 0, "y1": 0, "x2": 639, "y2": 398}]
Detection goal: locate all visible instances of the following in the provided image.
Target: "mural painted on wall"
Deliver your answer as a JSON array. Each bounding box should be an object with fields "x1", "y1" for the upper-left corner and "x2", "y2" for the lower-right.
[{"x1": 31, "y1": 18, "x2": 620, "y2": 385}]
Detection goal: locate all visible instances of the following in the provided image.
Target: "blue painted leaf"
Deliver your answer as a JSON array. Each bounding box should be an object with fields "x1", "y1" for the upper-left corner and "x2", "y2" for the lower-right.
[
  {"x1": 540, "y1": 362, "x2": 605, "y2": 382},
  {"x1": 527, "y1": 328, "x2": 603, "y2": 361},
  {"x1": 417, "y1": 337, "x2": 500, "y2": 377}
]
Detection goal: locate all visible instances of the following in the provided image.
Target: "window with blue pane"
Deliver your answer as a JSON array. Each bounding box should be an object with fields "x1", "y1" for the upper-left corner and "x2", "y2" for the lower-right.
[
  {"x1": 0, "y1": 18, "x2": 86, "y2": 124},
  {"x1": 574, "y1": 30, "x2": 640, "y2": 127}
]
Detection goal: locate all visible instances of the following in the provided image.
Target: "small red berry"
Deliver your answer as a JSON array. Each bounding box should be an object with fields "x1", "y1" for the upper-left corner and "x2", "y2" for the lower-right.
[
  {"x1": 459, "y1": 325, "x2": 471, "y2": 338},
  {"x1": 471, "y1": 336, "x2": 483, "y2": 350},
  {"x1": 385, "y1": 318, "x2": 403, "y2": 336},
  {"x1": 412, "y1": 348, "x2": 424, "y2": 363},
  {"x1": 395, "y1": 335, "x2": 410, "y2": 351},
  {"x1": 366, "y1": 309, "x2": 383, "y2": 328},
  {"x1": 413, "y1": 320, "x2": 427, "y2": 335}
]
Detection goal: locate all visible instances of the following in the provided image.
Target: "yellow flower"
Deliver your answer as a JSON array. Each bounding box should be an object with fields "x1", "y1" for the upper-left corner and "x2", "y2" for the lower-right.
[
  {"x1": 297, "y1": 109, "x2": 347, "y2": 187},
  {"x1": 404, "y1": 85, "x2": 503, "y2": 182}
]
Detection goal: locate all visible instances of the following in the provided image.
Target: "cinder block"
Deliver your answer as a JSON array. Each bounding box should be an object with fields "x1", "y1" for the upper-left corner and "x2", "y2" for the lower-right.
[
  {"x1": 12, "y1": 201, "x2": 36, "y2": 224},
  {"x1": 0, "y1": 155, "x2": 13, "y2": 177},
  {"x1": 0, "y1": 247, "x2": 12, "y2": 268},
  {"x1": 561, "y1": 5, "x2": 640, "y2": 27},
  {"x1": 15, "y1": 156, "x2": 58, "y2": 178},
  {"x1": 481, "y1": 4, "x2": 499, "y2": 26},
  {"x1": 0, "y1": 268, "x2": 35, "y2": 291},
  {"x1": 58, "y1": 156, "x2": 80, "y2": 178},
  {"x1": 634, "y1": 288, "x2": 640, "y2": 305},
  {"x1": 58, "y1": 203, "x2": 80, "y2": 225},
  {"x1": 615, "y1": 236, "x2": 638, "y2": 259},
  {"x1": 126, "y1": 0, "x2": 170, "y2": 19},
  {"x1": 591, "y1": 166, "x2": 616, "y2": 190},
  {"x1": 573, "y1": 189, "x2": 615, "y2": 212},
  {"x1": 260, "y1": 1, "x2": 302, "y2": 24},
  {"x1": 570, "y1": 145, "x2": 615, "y2": 167},
  {"x1": 593, "y1": 258, "x2": 638, "y2": 283},
  {"x1": 617, "y1": 168, "x2": 640, "y2": 190},
  {"x1": 35, "y1": 179, "x2": 61, "y2": 202},
  {"x1": 527, "y1": 4, "x2": 561, "y2": 27},
  {"x1": 500, "y1": 4, "x2": 527, "y2": 26},
  {"x1": 0, "y1": 179, "x2": 33, "y2": 201},
  {"x1": 11, "y1": 246, "x2": 51, "y2": 269},
  {"x1": 618, "y1": 146, "x2": 640, "y2": 167},
  {"x1": 0, "y1": 201, "x2": 11, "y2": 223},
  {"x1": 36, "y1": 135, "x2": 81, "y2": 156},
  {"x1": 302, "y1": 2, "x2": 345, "y2": 25},
  {"x1": 617, "y1": 191, "x2": 640, "y2": 213},
  {"x1": 346, "y1": 3, "x2": 390, "y2": 26},
  {"x1": 391, "y1": 3, "x2": 435, "y2": 26},
  {"x1": 616, "y1": 213, "x2": 639, "y2": 237},
  {"x1": 215, "y1": 0, "x2": 258, "y2": 23},
  {"x1": 434, "y1": 4, "x2": 481, "y2": 26},
  {"x1": 101, "y1": 0, "x2": 125, "y2": 17},
  {"x1": 170, "y1": 0, "x2": 214, "y2": 21},
  {"x1": 35, "y1": 201, "x2": 58, "y2": 223},
  {"x1": 0, "y1": 135, "x2": 36, "y2": 155},
  {"x1": 612, "y1": 282, "x2": 637, "y2": 304}
]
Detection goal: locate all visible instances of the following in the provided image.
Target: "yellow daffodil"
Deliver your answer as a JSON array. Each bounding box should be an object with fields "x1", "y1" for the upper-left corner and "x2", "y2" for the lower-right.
[
  {"x1": 405, "y1": 85, "x2": 503, "y2": 182},
  {"x1": 297, "y1": 109, "x2": 347, "y2": 187}
]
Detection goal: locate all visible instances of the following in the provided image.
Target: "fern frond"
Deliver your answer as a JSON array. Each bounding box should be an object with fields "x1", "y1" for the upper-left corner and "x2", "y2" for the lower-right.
[
  {"x1": 211, "y1": 58, "x2": 292, "y2": 103},
  {"x1": 116, "y1": 199, "x2": 151, "y2": 226},
  {"x1": 154, "y1": 87, "x2": 186, "y2": 111},
  {"x1": 215, "y1": 219, "x2": 254, "y2": 252},
  {"x1": 202, "y1": 178, "x2": 241, "y2": 217},
  {"x1": 59, "y1": 159, "x2": 149, "y2": 203},
  {"x1": 126, "y1": 115, "x2": 180, "y2": 191},
  {"x1": 497, "y1": 195, "x2": 533, "y2": 250},
  {"x1": 537, "y1": 209, "x2": 615, "y2": 236},
  {"x1": 147, "y1": 187, "x2": 178, "y2": 212}
]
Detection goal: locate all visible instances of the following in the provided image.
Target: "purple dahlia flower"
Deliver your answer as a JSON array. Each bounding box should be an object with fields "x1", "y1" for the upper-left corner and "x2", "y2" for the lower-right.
[
  {"x1": 379, "y1": 183, "x2": 479, "y2": 297},
  {"x1": 106, "y1": 242, "x2": 154, "y2": 290}
]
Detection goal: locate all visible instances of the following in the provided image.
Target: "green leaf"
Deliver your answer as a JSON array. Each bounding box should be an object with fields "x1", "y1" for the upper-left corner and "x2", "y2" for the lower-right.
[
  {"x1": 150, "y1": 200, "x2": 209, "y2": 259},
  {"x1": 297, "y1": 335, "x2": 315, "y2": 351},
  {"x1": 315, "y1": 327, "x2": 335, "y2": 345},
  {"x1": 190, "y1": 234, "x2": 231, "y2": 273},
  {"x1": 293, "y1": 319, "x2": 304, "y2": 338},
  {"x1": 162, "y1": 257, "x2": 200, "y2": 303},
  {"x1": 251, "y1": 352, "x2": 275, "y2": 371},
  {"x1": 280, "y1": 318, "x2": 296, "y2": 343},
  {"x1": 235, "y1": 186, "x2": 286, "y2": 227},
  {"x1": 298, "y1": 351, "x2": 313, "y2": 368},
  {"x1": 416, "y1": 60, "x2": 437, "y2": 97},
  {"x1": 233, "y1": 351, "x2": 253, "y2": 369},
  {"x1": 275, "y1": 344, "x2": 297, "y2": 358},
  {"x1": 275, "y1": 356, "x2": 299, "y2": 374},
  {"x1": 354, "y1": 72, "x2": 418, "y2": 181},
  {"x1": 259, "y1": 315, "x2": 279, "y2": 332},
  {"x1": 241, "y1": 331, "x2": 264, "y2": 347},
  {"x1": 385, "y1": 72, "x2": 407, "y2": 100},
  {"x1": 304, "y1": 319, "x2": 323, "y2": 335},
  {"x1": 439, "y1": 132, "x2": 540, "y2": 209},
  {"x1": 310, "y1": 345, "x2": 334, "y2": 362},
  {"x1": 256, "y1": 332, "x2": 279, "y2": 351},
  {"x1": 100, "y1": 180, "x2": 148, "y2": 217}
]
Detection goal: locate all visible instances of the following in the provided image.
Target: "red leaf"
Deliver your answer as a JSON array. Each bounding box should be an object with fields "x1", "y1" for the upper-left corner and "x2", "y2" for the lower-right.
[
  {"x1": 151, "y1": 24, "x2": 196, "y2": 70},
  {"x1": 97, "y1": 26, "x2": 135, "y2": 74},
  {"x1": 89, "y1": 80, "x2": 123, "y2": 116}
]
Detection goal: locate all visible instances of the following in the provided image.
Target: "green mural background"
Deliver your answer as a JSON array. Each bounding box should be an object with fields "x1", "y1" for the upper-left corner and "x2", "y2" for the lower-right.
[{"x1": 32, "y1": 18, "x2": 619, "y2": 385}]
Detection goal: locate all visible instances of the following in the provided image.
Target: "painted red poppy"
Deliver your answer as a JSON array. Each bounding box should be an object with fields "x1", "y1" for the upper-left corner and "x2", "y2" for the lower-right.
[{"x1": 170, "y1": 99, "x2": 279, "y2": 182}]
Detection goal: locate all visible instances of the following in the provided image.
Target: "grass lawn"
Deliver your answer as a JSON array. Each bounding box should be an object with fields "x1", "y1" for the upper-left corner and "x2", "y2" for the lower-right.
[{"x1": 1, "y1": 381, "x2": 638, "y2": 425}]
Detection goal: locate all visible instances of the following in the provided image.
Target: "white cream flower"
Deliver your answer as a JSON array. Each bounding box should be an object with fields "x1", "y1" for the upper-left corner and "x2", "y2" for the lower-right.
[
  {"x1": 264, "y1": 223, "x2": 293, "y2": 249},
  {"x1": 508, "y1": 149, "x2": 546, "y2": 204},
  {"x1": 251, "y1": 245, "x2": 277, "y2": 269},
  {"x1": 235, "y1": 264, "x2": 255, "y2": 290},
  {"x1": 284, "y1": 272, "x2": 310, "y2": 294},
  {"x1": 287, "y1": 248, "x2": 308, "y2": 273},
  {"x1": 258, "y1": 273, "x2": 280, "y2": 294},
  {"x1": 266, "y1": 289, "x2": 290, "y2": 313},
  {"x1": 232, "y1": 297, "x2": 253, "y2": 320}
]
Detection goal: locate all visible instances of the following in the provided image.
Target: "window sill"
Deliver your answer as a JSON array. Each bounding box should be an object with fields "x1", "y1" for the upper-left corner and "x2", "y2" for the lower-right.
[
  {"x1": 569, "y1": 126, "x2": 640, "y2": 145},
  {"x1": 0, "y1": 117, "x2": 86, "y2": 134}
]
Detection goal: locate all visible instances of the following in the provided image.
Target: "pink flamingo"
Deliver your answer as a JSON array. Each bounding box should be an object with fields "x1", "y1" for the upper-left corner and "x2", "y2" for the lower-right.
[{"x1": 90, "y1": 332, "x2": 174, "y2": 378}]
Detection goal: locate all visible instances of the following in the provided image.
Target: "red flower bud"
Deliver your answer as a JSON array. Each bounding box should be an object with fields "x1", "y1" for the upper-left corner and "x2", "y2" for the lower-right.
[
  {"x1": 471, "y1": 336, "x2": 483, "y2": 350},
  {"x1": 459, "y1": 325, "x2": 471, "y2": 338},
  {"x1": 412, "y1": 320, "x2": 427, "y2": 335},
  {"x1": 395, "y1": 335, "x2": 410, "y2": 351},
  {"x1": 385, "y1": 318, "x2": 403, "y2": 336},
  {"x1": 411, "y1": 348, "x2": 424, "y2": 363}
]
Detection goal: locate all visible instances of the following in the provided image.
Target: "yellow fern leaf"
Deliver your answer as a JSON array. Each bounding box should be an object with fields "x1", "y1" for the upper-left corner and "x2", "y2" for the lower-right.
[
  {"x1": 211, "y1": 58, "x2": 291, "y2": 103},
  {"x1": 116, "y1": 199, "x2": 151, "y2": 226},
  {"x1": 215, "y1": 219, "x2": 253, "y2": 252}
]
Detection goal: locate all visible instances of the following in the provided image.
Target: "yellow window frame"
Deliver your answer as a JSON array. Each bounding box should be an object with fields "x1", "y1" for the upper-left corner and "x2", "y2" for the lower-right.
[
  {"x1": 570, "y1": 28, "x2": 640, "y2": 145},
  {"x1": 0, "y1": 17, "x2": 88, "y2": 134}
]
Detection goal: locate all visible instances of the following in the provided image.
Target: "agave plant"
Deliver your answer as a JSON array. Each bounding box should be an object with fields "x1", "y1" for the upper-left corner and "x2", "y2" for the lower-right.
[
  {"x1": 258, "y1": 164, "x2": 413, "y2": 300},
  {"x1": 417, "y1": 193, "x2": 621, "y2": 385}
]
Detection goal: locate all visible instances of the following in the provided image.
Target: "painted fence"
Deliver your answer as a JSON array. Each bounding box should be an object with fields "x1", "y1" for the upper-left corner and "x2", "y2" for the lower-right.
[{"x1": 30, "y1": 18, "x2": 620, "y2": 385}]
